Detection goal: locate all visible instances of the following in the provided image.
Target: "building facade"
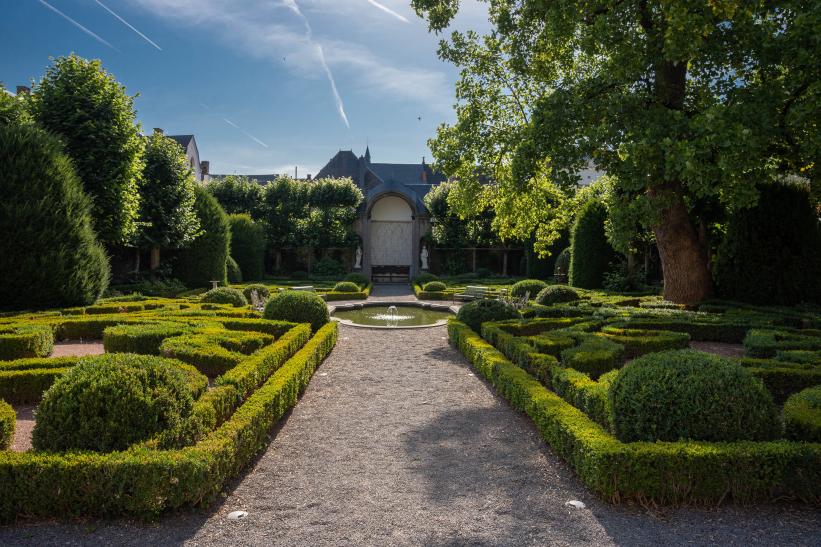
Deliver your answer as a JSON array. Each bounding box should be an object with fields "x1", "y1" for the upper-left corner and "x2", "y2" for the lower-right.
[{"x1": 314, "y1": 147, "x2": 446, "y2": 281}]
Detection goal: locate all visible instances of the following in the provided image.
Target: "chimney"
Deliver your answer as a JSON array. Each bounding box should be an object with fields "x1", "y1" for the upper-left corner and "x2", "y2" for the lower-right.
[
  {"x1": 200, "y1": 160, "x2": 210, "y2": 176},
  {"x1": 153, "y1": 127, "x2": 163, "y2": 135},
  {"x1": 307, "y1": 174, "x2": 312, "y2": 181},
  {"x1": 16, "y1": 86, "x2": 30, "y2": 95}
]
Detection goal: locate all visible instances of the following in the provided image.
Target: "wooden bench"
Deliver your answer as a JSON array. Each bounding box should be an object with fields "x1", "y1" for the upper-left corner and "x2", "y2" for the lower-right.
[{"x1": 453, "y1": 285, "x2": 490, "y2": 302}]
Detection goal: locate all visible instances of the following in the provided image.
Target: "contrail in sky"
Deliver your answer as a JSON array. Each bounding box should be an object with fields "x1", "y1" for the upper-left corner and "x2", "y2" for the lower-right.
[
  {"x1": 366, "y1": 0, "x2": 410, "y2": 23},
  {"x1": 283, "y1": 0, "x2": 350, "y2": 128},
  {"x1": 36, "y1": 0, "x2": 119, "y2": 52},
  {"x1": 223, "y1": 118, "x2": 270, "y2": 149},
  {"x1": 94, "y1": 0, "x2": 162, "y2": 50}
]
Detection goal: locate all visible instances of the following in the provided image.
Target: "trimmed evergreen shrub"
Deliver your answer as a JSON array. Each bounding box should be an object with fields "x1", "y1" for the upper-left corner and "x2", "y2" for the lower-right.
[
  {"x1": 0, "y1": 124, "x2": 110, "y2": 310},
  {"x1": 511, "y1": 279, "x2": 548, "y2": 298},
  {"x1": 715, "y1": 182, "x2": 821, "y2": 305},
  {"x1": 0, "y1": 325, "x2": 54, "y2": 360},
  {"x1": 784, "y1": 385, "x2": 821, "y2": 442},
  {"x1": 344, "y1": 272, "x2": 369, "y2": 287},
  {"x1": 173, "y1": 185, "x2": 230, "y2": 288},
  {"x1": 313, "y1": 257, "x2": 345, "y2": 277},
  {"x1": 30, "y1": 54, "x2": 143, "y2": 245},
  {"x1": 422, "y1": 281, "x2": 447, "y2": 292},
  {"x1": 413, "y1": 272, "x2": 439, "y2": 286},
  {"x1": 32, "y1": 354, "x2": 194, "y2": 452},
  {"x1": 535, "y1": 285, "x2": 580, "y2": 306},
  {"x1": 228, "y1": 214, "x2": 265, "y2": 281},
  {"x1": 456, "y1": 300, "x2": 521, "y2": 333},
  {"x1": 569, "y1": 200, "x2": 618, "y2": 289},
  {"x1": 201, "y1": 287, "x2": 247, "y2": 307},
  {"x1": 227, "y1": 256, "x2": 243, "y2": 284},
  {"x1": 0, "y1": 399, "x2": 14, "y2": 450},
  {"x1": 264, "y1": 291, "x2": 329, "y2": 332},
  {"x1": 332, "y1": 281, "x2": 360, "y2": 293},
  {"x1": 609, "y1": 350, "x2": 781, "y2": 442},
  {"x1": 242, "y1": 284, "x2": 270, "y2": 301},
  {"x1": 103, "y1": 323, "x2": 189, "y2": 355}
]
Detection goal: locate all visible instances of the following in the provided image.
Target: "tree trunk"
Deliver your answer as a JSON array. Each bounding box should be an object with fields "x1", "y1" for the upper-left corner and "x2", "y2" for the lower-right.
[
  {"x1": 150, "y1": 247, "x2": 161, "y2": 270},
  {"x1": 651, "y1": 184, "x2": 713, "y2": 303}
]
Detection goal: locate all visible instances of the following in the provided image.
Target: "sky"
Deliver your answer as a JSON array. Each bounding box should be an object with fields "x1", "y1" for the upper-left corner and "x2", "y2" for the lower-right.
[{"x1": 1, "y1": 0, "x2": 491, "y2": 176}]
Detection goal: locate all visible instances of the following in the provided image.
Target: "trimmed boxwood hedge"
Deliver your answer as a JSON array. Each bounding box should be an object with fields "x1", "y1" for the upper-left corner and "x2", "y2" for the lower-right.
[
  {"x1": 449, "y1": 320, "x2": 821, "y2": 504},
  {"x1": 264, "y1": 291, "x2": 329, "y2": 332},
  {"x1": 535, "y1": 285, "x2": 580, "y2": 306},
  {"x1": 422, "y1": 281, "x2": 447, "y2": 292},
  {"x1": 0, "y1": 325, "x2": 54, "y2": 360},
  {"x1": 609, "y1": 350, "x2": 781, "y2": 443},
  {"x1": 332, "y1": 281, "x2": 360, "y2": 293},
  {"x1": 201, "y1": 287, "x2": 247, "y2": 308},
  {"x1": 0, "y1": 400, "x2": 14, "y2": 450},
  {"x1": 160, "y1": 329, "x2": 275, "y2": 377},
  {"x1": 456, "y1": 300, "x2": 520, "y2": 333},
  {"x1": 0, "y1": 321, "x2": 337, "y2": 520},
  {"x1": 103, "y1": 323, "x2": 191, "y2": 355},
  {"x1": 32, "y1": 353, "x2": 200, "y2": 453},
  {"x1": 784, "y1": 386, "x2": 821, "y2": 443},
  {"x1": 511, "y1": 279, "x2": 548, "y2": 298}
]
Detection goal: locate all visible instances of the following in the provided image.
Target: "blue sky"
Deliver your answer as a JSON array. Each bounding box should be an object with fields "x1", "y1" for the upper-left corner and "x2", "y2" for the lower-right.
[{"x1": 1, "y1": 0, "x2": 490, "y2": 176}]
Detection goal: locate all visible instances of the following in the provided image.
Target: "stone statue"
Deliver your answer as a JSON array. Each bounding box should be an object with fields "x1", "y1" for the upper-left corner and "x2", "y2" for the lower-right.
[
  {"x1": 354, "y1": 245, "x2": 363, "y2": 269},
  {"x1": 420, "y1": 245, "x2": 429, "y2": 270}
]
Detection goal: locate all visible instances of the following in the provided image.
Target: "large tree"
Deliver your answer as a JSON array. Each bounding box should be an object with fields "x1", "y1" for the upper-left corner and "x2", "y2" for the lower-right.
[
  {"x1": 30, "y1": 55, "x2": 144, "y2": 246},
  {"x1": 413, "y1": 0, "x2": 819, "y2": 303},
  {"x1": 137, "y1": 132, "x2": 200, "y2": 266},
  {"x1": 206, "y1": 175, "x2": 265, "y2": 218}
]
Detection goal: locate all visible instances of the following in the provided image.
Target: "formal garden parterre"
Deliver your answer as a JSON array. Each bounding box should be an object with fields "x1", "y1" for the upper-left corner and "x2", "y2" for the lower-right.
[
  {"x1": 449, "y1": 292, "x2": 821, "y2": 505},
  {"x1": 0, "y1": 292, "x2": 337, "y2": 520}
]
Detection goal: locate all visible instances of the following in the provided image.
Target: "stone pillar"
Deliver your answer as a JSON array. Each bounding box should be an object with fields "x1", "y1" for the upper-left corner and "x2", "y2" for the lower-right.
[
  {"x1": 362, "y1": 217, "x2": 372, "y2": 280},
  {"x1": 411, "y1": 216, "x2": 420, "y2": 280}
]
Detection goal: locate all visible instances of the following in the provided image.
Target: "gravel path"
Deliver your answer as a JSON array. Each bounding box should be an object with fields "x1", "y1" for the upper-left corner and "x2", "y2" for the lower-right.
[
  {"x1": 1, "y1": 292, "x2": 819, "y2": 545},
  {"x1": 51, "y1": 340, "x2": 105, "y2": 357}
]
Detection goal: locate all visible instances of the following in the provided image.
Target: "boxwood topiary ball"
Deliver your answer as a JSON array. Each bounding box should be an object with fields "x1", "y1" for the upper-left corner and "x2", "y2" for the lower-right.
[
  {"x1": 422, "y1": 281, "x2": 447, "y2": 292},
  {"x1": 609, "y1": 349, "x2": 781, "y2": 443},
  {"x1": 32, "y1": 353, "x2": 194, "y2": 452},
  {"x1": 333, "y1": 281, "x2": 360, "y2": 293},
  {"x1": 263, "y1": 290, "x2": 329, "y2": 331},
  {"x1": 510, "y1": 279, "x2": 548, "y2": 298},
  {"x1": 413, "y1": 272, "x2": 439, "y2": 286},
  {"x1": 201, "y1": 287, "x2": 248, "y2": 307},
  {"x1": 456, "y1": 299, "x2": 520, "y2": 333},
  {"x1": 535, "y1": 285, "x2": 580, "y2": 306},
  {"x1": 343, "y1": 272, "x2": 369, "y2": 287}
]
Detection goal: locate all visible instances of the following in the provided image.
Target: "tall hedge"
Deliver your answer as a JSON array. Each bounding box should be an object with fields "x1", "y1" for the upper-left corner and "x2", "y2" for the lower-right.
[
  {"x1": 29, "y1": 54, "x2": 143, "y2": 245},
  {"x1": 228, "y1": 214, "x2": 265, "y2": 281},
  {"x1": 0, "y1": 124, "x2": 109, "y2": 309},
  {"x1": 715, "y1": 182, "x2": 821, "y2": 305},
  {"x1": 173, "y1": 186, "x2": 230, "y2": 288},
  {"x1": 569, "y1": 200, "x2": 617, "y2": 289}
]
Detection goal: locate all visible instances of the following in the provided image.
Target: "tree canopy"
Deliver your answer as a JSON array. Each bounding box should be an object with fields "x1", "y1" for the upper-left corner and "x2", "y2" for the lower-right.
[
  {"x1": 206, "y1": 175, "x2": 265, "y2": 218},
  {"x1": 29, "y1": 55, "x2": 144, "y2": 246},
  {"x1": 138, "y1": 132, "x2": 200, "y2": 250},
  {"x1": 412, "y1": 0, "x2": 820, "y2": 303}
]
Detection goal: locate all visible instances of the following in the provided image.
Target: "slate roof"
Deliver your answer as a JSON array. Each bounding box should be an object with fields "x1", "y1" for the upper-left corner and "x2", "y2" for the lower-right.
[{"x1": 168, "y1": 134, "x2": 194, "y2": 149}]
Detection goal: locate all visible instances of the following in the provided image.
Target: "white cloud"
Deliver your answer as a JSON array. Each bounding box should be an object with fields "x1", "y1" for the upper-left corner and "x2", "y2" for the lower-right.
[{"x1": 126, "y1": 0, "x2": 453, "y2": 115}]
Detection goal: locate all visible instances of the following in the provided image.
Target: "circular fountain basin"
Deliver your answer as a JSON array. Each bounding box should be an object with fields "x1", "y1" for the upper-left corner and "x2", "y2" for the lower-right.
[{"x1": 331, "y1": 302, "x2": 455, "y2": 329}]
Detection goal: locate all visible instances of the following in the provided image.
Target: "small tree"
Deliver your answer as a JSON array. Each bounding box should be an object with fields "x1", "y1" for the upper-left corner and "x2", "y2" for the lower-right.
[
  {"x1": 173, "y1": 186, "x2": 230, "y2": 288},
  {"x1": 569, "y1": 200, "x2": 617, "y2": 289},
  {"x1": 29, "y1": 54, "x2": 143, "y2": 246},
  {"x1": 206, "y1": 175, "x2": 264, "y2": 218},
  {"x1": 0, "y1": 124, "x2": 109, "y2": 309},
  {"x1": 229, "y1": 214, "x2": 266, "y2": 281},
  {"x1": 137, "y1": 132, "x2": 200, "y2": 267}
]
